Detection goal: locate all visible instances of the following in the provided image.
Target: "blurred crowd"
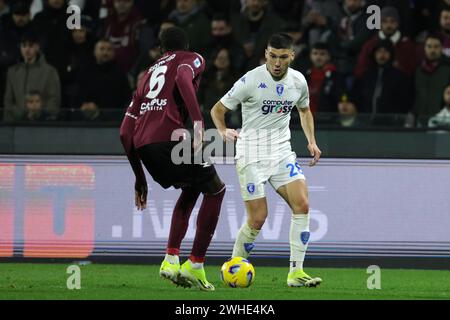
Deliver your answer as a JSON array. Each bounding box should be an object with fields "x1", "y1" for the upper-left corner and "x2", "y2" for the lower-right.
[{"x1": 1, "y1": 0, "x2": 450, "y2": 128}]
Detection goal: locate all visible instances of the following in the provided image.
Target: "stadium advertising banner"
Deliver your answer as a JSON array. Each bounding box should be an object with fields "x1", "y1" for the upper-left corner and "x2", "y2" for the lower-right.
[{"x1": 1, "y1": 156, "x2": 450, "y2": 259}]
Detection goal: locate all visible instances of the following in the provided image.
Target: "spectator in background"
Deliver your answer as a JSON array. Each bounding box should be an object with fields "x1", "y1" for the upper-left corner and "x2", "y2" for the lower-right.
[
  {"x1": 65, "y1": 15, "x2": 97, "y2": 109},
  {"x1": 430, "y1": 0, "x2": 450, "y2": 33},
  {"x1": 336, "y1": 93, "x2": 361, "y2": 127},
  {"x1": 271, "y1": 0, "x2": 303, "y2": 21},
  {"x1": 367, "y1": 0, "x2": 414, "y2": 37},
  {"x1": 0, "y1": 0, "x2": 9, "y2": 19},
  {"x1": 305, "y1": 42, "x2": 345, "y2": 114},
  {"x1": 3, "y1": 33, "x2": 61, "y2": 122},
  {"x1": 78, "y1": 0, "x2": 114, "y2": 25},
  {"x1": 206, "y1": 13, "x2": 245, "y2": 73},
  {"x1": 203, "y1": 0, "x2": 241, "y2": 18},
  {"x1": 414, "y1": 34, "x2": 450, "y2": 123},
  {"x1": 231, "y1": 0, "x2": 284, "y2": 70},
  {"x1": 139, "y1": 0, "x2": 175, "y2": 28},
  {"x1": 283, "y1": 21, "x2": 310, "y2": 73},
  {"x1": 169, "y1": 0, "x2": 211, "y2": 55},
  {"x1": 301, "y1": 0, "x2": 341, "y2": 47},
  {"x1": 411, "y1": 0, "x2": 437, "y2": 40},
  {"x1": 438, "y1": 8, "x2": 450, "y2": 58},
  {"x1": 0, "y1": 1, "x2": 33, "y2": 109},
  {"x1": 428, "y1": 84, "x2": 450, "y2": 128},
  {"x1": 199, "y1": 48, "x2": 237, "y2": 126},
  {"x1": 353, "y1": 40, "x2": 411, "y2": 117},
  {"x1": 33, "y1": 0, "x2": 72, "y2": 83},
  {"x1": 130, "y1": 19, "x2": 175, "y2": 88},
  {"x1": 22, "y1": 90, "x2": 51, "y2": 121},
  {"x1": 73, "y1": 39, "x2": 131, "y2": 121},
  {"x1": 100, "y1": 0, "x2": 146, "y2": 73},
  {"x1": 0, "y1": 1, "x2": 32, "y2": 45},
  {"x1": 355, "y1": 6, "x2": 417, "y2": 79},
  {"x1": 328, "y1": 0, "x2": 373, "y2": 86}
]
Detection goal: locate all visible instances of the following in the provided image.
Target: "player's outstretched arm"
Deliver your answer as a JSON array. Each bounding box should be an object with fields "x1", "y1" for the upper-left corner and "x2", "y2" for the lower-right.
[
  {"x1": 298, "y1": 106, "x2": 321, "y2": 167},
  {"x1": 120, "y1": 114, "x2": 148, "y2": 210},
  {"x1": 211, "y1": 101, "x2": 239, "y2": 142}
]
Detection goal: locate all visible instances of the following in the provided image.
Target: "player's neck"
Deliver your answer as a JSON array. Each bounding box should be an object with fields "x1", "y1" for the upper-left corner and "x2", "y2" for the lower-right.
[{"x1": 266, "y1": 64, "x2": 288, "y2": 82}]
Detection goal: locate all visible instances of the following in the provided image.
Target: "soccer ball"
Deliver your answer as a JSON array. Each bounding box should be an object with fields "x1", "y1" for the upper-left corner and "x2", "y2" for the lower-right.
[{"x1": 220, "y1": 257, "x2": 255, "y2": 288}]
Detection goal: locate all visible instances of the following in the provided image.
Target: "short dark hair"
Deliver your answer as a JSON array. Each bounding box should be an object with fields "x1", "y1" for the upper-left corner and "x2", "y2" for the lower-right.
[
  {"x1": 160, "y1": 27, "x2": 189, "y2": 52},
  {"x1": 20, "y1": 31, "x2": 39, "y2": 45},
  {"x1": 268, "y1": 33, "x2": 293, "y2": 49},
  {"x1": 96, "y1": 38, "x2": 112, "y2": 46},
  {"x1": 424, "y1": 33, "x2": 442, "y2": 44},
  {"x1": 212, "y1": 13, "x2": 230, "y2": 24},
  {"x1": 12, "y1": 0, "x2": 30, "y2": 15},
  {"x1": 372, "y1": 39, "x2": 395, "y2": 63},
  {"x1": 26, "y1": 90, "x2": 42, "y2": 99},
  {"x1": 440, "y1": 7, "x2": 450, "y2": 16},
  {"x1": 311, "y1": 42, "x2": 330, "y2": 52}
]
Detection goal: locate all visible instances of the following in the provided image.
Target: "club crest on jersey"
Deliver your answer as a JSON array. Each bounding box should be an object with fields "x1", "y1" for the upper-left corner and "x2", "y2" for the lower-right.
[
  {"x1": 276, "y1": 84, "x2": 284, "y2": 96},
  {"x1": 247, "y1": 183, "x2": 255, "y2": 194}
]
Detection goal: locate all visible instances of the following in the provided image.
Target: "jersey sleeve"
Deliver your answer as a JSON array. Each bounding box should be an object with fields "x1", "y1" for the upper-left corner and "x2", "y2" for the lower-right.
[
  {"x1": 179, "y1": 53, "x2": 206, "y2": 80},
  {"x1": 125, "y1": 91, "x2": 141, "y2": 120},
  {"x1": 176, "y1": 53, "x2": 206, "y2": 126},
  {"x1": 120, "y1": 91, "x2": 147, "y2": 186},
  {"x1": 220, "y1": 75, "x2": 250, "y2": 111},
  {"x1": 296, "y1": 75, "x2": 310, "y2": 109}
]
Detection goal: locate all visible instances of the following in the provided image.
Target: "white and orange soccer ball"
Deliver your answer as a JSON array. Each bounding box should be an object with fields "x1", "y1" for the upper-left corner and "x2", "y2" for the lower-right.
[{"x1": 220, "y1": 257, "x2": 255, "y2": 288}]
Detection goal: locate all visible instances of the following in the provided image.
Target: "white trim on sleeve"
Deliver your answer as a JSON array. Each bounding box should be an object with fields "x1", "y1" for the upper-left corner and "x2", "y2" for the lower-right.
[
  {"x1": 177, "y1": 64, "x2": 195, "y2": 78},
  {"x1": 125, "y1": 112, "x2": 138, "y2": 120}
]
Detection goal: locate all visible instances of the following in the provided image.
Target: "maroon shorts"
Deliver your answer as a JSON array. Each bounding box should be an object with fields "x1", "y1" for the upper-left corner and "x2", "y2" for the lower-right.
[{"x1": 137, "y1": 141, "x2": 218, "y2": 192}]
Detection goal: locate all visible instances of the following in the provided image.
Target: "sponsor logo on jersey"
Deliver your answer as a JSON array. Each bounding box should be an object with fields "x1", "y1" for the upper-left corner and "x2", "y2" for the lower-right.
[
  {"x1": 276, "y1": 84, "x2": 284, "y2": 96},
  {"x1": 261, "y1": 100, "x2": 294, "y2": 115},
  {"x1": 258, "y1": 83, "x2": 267, "y2": 89},
  {"x1": 140, "y1": 99, "x2": 167, "y2": 114}
]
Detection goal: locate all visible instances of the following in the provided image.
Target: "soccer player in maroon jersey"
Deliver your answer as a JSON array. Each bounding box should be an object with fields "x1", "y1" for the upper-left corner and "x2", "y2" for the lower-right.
[{"x1": 119, "y1": 27, "x2": 226, "y2": 291}]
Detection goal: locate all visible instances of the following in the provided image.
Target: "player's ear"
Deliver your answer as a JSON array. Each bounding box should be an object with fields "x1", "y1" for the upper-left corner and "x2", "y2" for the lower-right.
[{"x1": 265, "y1": 49, "x2": 268, "y2": 60}]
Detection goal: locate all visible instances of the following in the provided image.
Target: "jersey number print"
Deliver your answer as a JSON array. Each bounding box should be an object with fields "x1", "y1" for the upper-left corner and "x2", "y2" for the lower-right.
[{"x1": 147, "y1": 66, "x2": 168, "y2": 99}]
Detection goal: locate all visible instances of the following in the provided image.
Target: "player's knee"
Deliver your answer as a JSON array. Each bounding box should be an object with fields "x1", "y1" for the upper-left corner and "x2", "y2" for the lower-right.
[
  {"x1": 249, "y1": 216, "x2": 266, "y2": 230},
  {"x1": 291, "y1": 201, "x2": 309, "y2": 215},
  {"x1": 201, "y1": 174, "x2": 225, "y2": 195}
]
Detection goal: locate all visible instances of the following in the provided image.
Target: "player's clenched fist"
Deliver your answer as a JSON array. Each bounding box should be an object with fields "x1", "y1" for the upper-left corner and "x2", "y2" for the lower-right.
[{"x1": 219, "y1": 128, "x2": 239, "y2": 142}]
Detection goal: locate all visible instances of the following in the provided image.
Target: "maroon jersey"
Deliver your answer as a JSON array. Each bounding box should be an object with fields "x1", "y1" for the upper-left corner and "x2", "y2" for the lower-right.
[
  {"x1": 119, "y1": 50, "x2": 205, "y2": 185},
  {"x1": 125, "y1": 51, "x2": 205, "y2": 148}
]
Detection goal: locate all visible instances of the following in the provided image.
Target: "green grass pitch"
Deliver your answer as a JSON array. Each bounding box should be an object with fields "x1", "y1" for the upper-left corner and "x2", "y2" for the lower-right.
[{"x1": 0, "y1": 263, "x2": 449, "y2": 300}]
